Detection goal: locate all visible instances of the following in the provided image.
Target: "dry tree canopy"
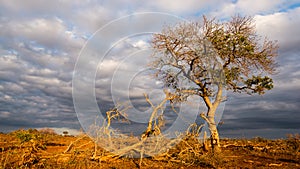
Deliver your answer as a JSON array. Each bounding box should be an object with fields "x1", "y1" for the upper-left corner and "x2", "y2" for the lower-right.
[{"x1": 151, "y1": 15, "x2": 278, "y2": 97}]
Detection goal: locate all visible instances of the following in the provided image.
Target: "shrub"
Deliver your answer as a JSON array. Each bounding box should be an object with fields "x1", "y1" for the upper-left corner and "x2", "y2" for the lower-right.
[{"x1": 16, "y1": 132, "x2": 33, "y2": 143}]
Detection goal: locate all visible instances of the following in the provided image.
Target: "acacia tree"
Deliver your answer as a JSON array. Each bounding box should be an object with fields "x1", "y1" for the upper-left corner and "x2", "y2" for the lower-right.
[{"x1": 150, "y1": 15, "x2": 278, "y2": 152}]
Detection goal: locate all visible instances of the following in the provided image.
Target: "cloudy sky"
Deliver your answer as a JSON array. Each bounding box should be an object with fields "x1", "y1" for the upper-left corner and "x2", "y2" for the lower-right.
[{"x1": 0, "y1": 0, "x2": 299, "y2": 138}]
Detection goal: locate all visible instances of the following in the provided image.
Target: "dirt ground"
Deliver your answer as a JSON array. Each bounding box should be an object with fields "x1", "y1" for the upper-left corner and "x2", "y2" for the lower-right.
[{"x1": 0, "y1": 129, "x2": 299, "y2": 169}]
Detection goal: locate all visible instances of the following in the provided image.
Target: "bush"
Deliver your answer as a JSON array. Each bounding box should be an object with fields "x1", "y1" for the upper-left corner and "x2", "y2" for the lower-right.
[
  {"x1": 14, "y1": 129, "x2": 47, "y2": 147},
  {"x1": 16, "y1": 132, "x2": 33, "y2": 143}
]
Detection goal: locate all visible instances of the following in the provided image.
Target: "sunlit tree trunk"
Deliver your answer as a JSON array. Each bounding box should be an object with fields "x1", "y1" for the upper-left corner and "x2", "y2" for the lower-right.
[
  {"x1": 208, "y1": 116, "x2": 221, "y2": 153},
  {"x1": 201, "y1": 84, "x2": 223, "y2": 152},
  {"x1": 202, "y1": 109, "x2": 221, "y2": 153}
]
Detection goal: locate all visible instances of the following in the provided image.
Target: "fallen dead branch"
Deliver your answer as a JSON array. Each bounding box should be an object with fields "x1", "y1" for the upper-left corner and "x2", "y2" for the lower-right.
[{"x1": 63, "y1": 135, "x2": 89, "y2": 153}]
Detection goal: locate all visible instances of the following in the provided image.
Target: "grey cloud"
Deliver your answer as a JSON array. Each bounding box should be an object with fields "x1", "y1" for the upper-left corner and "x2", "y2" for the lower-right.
[
  {"x1": 221, "y1": 78, "x2": 300, "y2": 138},
  {"x1": 0, "y1": 0, "x2": 299, "y2": 139},
  {"x1": 0, "y1": 1, "x2": 158, "y2": 134}
]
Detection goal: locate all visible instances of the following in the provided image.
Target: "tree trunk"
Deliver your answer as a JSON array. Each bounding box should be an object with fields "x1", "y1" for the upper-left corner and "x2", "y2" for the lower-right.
[
  {"x1": 208, "y1": 84, "x2": 223, "y2": 153},
  {"x1": 208, "y1": 119, "x2": 221, "y2": 153},
  {"x1": 201, "y1": 112, "x2": 221, "y2": 153}
]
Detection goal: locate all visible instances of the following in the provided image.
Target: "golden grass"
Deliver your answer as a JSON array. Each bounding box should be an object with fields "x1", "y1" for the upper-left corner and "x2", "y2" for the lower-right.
[{"x1": 0, "y1": 130, "x2": 299, "y2": 169}]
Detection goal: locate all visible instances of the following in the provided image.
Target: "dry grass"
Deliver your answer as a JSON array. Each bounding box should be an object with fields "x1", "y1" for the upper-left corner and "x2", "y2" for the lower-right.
[{"x1": 0, "y1": 129, "x2": 299, "y2": 169}]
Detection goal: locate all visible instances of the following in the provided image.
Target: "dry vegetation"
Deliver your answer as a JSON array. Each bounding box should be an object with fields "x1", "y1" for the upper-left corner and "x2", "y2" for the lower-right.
[{"x1": 0, "y1": 129, "x2": 299, "y2": 169}]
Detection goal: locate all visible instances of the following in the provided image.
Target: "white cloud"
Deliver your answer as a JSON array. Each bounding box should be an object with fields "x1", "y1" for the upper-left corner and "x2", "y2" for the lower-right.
[
  {"x1": 146, "y1": 0, "x2": 224, "y2": 14},
  {"x1": 236, "y1": 0, "x2": 283, "y2": 14},
  {"x1": 2, "y1": 17, "x2": 84, "y2": 51},
  {"x1": 132, "y1": 40, "x2": 149, "y2": 49},
  {"x1": 71, "y1": 5, "x2": 113, "y2": 32},
  {"x1": 211, "y1": 0, "x2": 300, "y2": 19},
  {"x1": 0, "y1": 0, "x2": 59, "y2": 13},
  {"x1": 255, "y1": 7, "x2": 300, "y2": 51},
  {"x1": 0, "y1": 54, "x2": 23, "y2": 71},
  {"x1": 97, "y1": 59, "x2": 119, "y2": 76}
]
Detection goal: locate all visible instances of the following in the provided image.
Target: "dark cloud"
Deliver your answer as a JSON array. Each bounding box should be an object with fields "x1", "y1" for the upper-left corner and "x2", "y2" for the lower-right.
[
  {"x1": 218, "y1": 7, "x2": 300, "y2": 137},
  {"x1": 220, "y1": 70, "x2": 300, "y2": 138}
]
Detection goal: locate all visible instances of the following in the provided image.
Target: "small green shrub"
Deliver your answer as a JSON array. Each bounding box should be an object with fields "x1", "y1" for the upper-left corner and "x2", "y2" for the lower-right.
[{"x1": 16, "y1": 132, "x2": 33, "y2": 143}]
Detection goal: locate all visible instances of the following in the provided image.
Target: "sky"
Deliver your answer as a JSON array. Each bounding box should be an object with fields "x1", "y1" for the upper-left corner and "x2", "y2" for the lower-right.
[{"x1": 0, "y1": 0, "x2": 299, "y2": 138}]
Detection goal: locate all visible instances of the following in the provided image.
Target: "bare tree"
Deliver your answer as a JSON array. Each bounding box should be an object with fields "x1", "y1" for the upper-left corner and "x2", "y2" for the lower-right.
[
  {"x1": 142, "y1": 90, "x2": 176, "y2": 139},
  {"x1": 150, "y1": 15, "x2": 278, "y2": 152}
]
